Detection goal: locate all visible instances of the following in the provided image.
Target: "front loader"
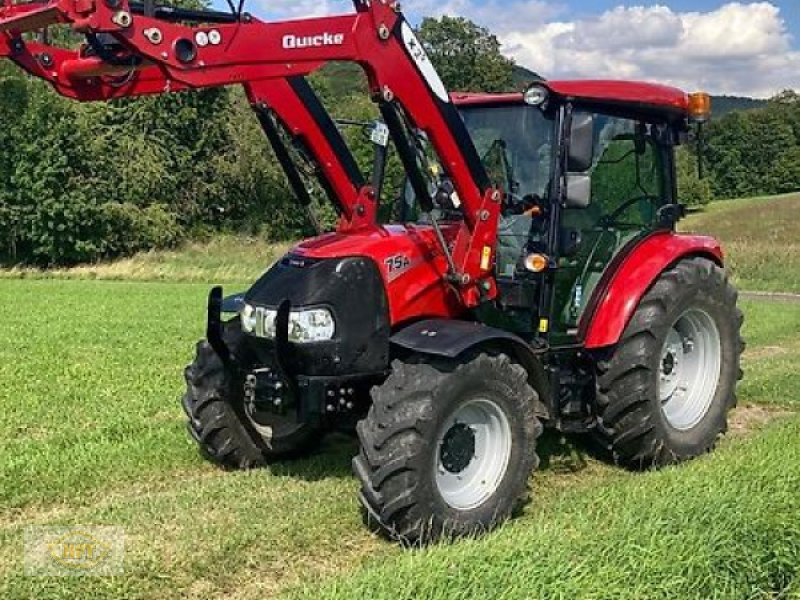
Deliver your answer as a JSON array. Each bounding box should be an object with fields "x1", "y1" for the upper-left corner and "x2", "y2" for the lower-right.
[{"x1": 1, "y1": 0, "x2": 743, "y2": 543}]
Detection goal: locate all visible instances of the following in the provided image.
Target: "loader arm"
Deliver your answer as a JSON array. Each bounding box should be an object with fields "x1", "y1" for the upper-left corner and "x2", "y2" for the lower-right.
[{"x1": 0, "y1": 0, "x2": 500, "y2": 306}]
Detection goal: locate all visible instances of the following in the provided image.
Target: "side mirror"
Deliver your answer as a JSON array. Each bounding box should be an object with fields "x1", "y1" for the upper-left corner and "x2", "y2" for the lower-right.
[
  {"x1": 565, "y1": 174, "x2": 591, "y2": 209},
  {"x1": 568, "y1": 113, "x2": 595, "y2": 172}
]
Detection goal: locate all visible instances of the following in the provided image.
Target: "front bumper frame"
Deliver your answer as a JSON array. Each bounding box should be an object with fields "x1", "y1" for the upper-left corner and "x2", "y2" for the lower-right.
[{"x1": 206, "y1": 286, "x2": 385, "y2": 424}]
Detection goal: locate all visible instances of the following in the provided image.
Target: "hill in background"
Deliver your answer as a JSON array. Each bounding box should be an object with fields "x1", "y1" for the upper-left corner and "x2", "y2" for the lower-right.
[
  {"x1": 512, "y1": 65, "x2": 544, "y2": 87},
  {"x1": 713, "y1": 95, "x2": 768, "y2": 116}
]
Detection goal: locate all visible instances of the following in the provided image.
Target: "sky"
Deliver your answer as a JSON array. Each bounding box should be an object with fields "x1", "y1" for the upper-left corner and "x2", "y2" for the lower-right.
[{"x1": 230, "y1": 1, "x2": 800, "y2": 98}]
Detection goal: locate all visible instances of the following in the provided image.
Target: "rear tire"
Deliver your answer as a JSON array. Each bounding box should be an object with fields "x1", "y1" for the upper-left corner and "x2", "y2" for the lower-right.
[
  {"x1": 182, "y1": 320, "x2": 322, "y2": 469},
  {"x1": 595, "y1": 257, "x2": 744, "y2": 468},
  {"x1": 354, "y1": 352, "x2": 542, "y2": 544}
]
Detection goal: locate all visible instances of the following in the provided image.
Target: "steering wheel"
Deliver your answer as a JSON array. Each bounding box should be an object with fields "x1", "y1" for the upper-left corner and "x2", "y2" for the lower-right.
[{"x1": 598, "y1": 195, "x2": 660, "y2": 228}]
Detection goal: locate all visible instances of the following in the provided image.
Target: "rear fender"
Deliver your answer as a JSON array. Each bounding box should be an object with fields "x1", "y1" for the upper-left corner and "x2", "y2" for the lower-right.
[
  {"x1": 391, "y1": 319, "x2": 550, "y2": 416},
  {"x1": 581, "y1": 232, "x2": 724, "y2": 349}
]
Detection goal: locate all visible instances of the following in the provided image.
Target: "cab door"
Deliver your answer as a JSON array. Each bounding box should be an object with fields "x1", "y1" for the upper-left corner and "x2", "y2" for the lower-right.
[{"x1": 548, "y1": 110, "x2": 675, "y2": 347}]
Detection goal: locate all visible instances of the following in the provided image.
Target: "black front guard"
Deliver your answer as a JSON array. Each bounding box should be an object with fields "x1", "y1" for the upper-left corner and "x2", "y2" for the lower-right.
[
  {"x1": 206, "y1": 286, "x2": 380, "y2": 424},
  {"x1": 206, "y1": 286, "x2": 233, "y2": 368},
  {"x1": 206, "y1": 286, "x2": 299, "y2": 400}
]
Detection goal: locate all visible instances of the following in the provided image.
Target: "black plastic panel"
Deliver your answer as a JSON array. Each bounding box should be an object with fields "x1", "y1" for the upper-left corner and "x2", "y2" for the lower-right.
[{"x1": 243, "y1": 255, "x2": 391, "y2": 377}]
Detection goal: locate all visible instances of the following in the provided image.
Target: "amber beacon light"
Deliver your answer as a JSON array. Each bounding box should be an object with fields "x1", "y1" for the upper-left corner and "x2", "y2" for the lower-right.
[{"x1": 688, "y1": 92, "x2": 712, "y2": 123}]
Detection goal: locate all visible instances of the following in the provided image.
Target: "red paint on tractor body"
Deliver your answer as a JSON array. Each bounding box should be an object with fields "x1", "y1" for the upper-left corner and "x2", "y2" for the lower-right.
[
  {"x1": 581, "y1": 232, "x2": 723, "y2": 349},
  {"x1": 0, "y1": 0, "x2": 722, "y2": 352},
  {"x1": 294, "y1": 225, "x2": 465, "y2": 325}
]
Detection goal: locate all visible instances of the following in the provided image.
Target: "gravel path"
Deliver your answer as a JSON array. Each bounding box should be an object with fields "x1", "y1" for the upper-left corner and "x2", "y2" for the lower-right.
[{"x1": 741, "y1": 291, "x2": 800, "y2": 303}]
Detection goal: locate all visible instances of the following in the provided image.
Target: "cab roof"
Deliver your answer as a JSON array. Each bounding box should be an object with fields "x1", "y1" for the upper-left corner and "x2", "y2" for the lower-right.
[{"x1": 451, "y1": 80, "x2": 689, "y2": 115}]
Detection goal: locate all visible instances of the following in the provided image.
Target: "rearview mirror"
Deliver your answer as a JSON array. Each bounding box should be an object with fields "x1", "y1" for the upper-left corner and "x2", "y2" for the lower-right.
[
  {"x1": 568, "y1": 113, "x2": 595, "y2": 173},
  {"x1": 565, "y1": 174, "x2": 591, "y2": 209}
]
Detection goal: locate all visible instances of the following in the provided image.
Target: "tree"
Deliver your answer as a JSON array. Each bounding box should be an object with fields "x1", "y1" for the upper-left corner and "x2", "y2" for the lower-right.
[
  {"x1": 706, "y1": 91, "x2": 800, "y2": 199},
  {"x1": 676, "y1": 147, "x2": 712, "y2": 207},
  {"x1": 707, "y1": 111, "x2": 753, "y2": 199},
  {"x1": 417, "y1": 16, "x2": 516, "y2": 93}
]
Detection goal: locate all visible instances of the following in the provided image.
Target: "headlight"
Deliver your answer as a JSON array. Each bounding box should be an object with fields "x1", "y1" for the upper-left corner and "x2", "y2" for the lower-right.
[
  {"x1": 523, "y1": 83, "x2": 549, "y2": 107},
  {"x1": 241, "y1": 303, "x2": 257, "y2": 334},
  {"x1": 239, "y1": 304, "x2": 335, "y2": 343},
  {"x1": 288, "y1": 308, "x2": 336, "y2": 343}
]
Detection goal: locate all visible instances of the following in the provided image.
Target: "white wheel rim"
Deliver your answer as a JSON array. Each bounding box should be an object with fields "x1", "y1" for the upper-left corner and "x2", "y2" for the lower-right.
[
  {"x1": 434, "y1": 398, "x2": 512, "y2": 511},
  {"x1": 658, "y1": 308, "x2": 722, "y2": 431}
]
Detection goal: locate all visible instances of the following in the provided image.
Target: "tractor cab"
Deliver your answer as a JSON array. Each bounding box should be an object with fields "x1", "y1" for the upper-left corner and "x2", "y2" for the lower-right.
[{"x1": 384, "y1": 81, "x2": 700, "y2": 346}]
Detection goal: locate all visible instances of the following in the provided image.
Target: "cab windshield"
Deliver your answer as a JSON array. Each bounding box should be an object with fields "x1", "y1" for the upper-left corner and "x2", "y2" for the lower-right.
[
  {"x1": 391, "y1": 103, "x2": 556, "y2": 223},
  {"x1": 461, "y1": 104, "x2": 555, "y2": 213}
]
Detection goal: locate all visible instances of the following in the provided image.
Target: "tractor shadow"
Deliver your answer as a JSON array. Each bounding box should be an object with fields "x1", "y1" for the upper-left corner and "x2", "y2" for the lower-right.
[
  {"x1": 535, "y1": 430, "x2": 609, "y2": 475},
  {"x1": 266, "y1": 433, "x2": 361, "y2": 482},
  {"x1": 267, "y1": 430, "x2": 611, "y2": 483}
]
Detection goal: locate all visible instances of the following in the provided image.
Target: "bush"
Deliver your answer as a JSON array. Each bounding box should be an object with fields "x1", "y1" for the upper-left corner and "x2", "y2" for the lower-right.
[
  {"x1": 0, "y1": 77, "x2": 260, "y2": 266},
  {"x1": 100, "y1": 203, "x2": 183, "y2": 257}
]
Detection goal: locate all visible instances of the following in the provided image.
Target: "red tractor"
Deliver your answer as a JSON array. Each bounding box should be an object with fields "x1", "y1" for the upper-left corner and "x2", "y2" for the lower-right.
[{"x1": 2, "y1": 0, "x2": 743, "y2": 543}]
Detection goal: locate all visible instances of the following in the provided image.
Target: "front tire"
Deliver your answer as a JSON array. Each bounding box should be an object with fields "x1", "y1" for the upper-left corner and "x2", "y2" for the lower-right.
[
  {"x1": 353, "y1": 353, "x2": 542, "y2": 544},
  {"x1": 182, "y1": 320, "x2": 322, "y2": 469},
  {"x1": 596, "y1": 257, "x2": 744, "y2": 468}
]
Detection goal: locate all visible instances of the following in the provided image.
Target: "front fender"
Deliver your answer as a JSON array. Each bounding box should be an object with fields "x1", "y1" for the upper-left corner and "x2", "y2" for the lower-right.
[
  {"x1": 391, "y1": 319, "x2": 542, "y2": 360},
  {"x1": 391, "y1": 319, "x2": 550, "y2": 415},
  {"x1": 581, "y1": 231, "x2": 723, "y2": 349}
]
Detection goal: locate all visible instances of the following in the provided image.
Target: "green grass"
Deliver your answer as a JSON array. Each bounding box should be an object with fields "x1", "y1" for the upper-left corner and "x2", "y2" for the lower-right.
[
  {"x1": 683, "y1": 192, "x2": 800, "y2": 293},
  {"x1": 0, "y1": 280, "x2": 798, "y2": 599},
  {"x1": 290, "y1": 418, "x2": 800, "y2": 600},
  {"x1": 2, "y1": 193, "x2": 800, "y2": 598},
  {"x1": 0, "y1": 236, "x2": 291, "y2": 284}
]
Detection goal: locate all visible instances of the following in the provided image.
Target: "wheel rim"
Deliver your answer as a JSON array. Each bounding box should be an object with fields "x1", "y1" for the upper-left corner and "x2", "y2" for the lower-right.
[
  {"x1": 434, "y1": 398, "x2": 512, "y2": 511},
  {"x1": 658, "y1": 308, "x2": 722, "y2": 431}
]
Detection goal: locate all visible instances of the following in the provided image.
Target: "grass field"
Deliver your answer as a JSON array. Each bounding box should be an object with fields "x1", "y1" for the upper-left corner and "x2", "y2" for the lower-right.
[
  {"x1": 2, "y1": 192, "x2": 799, "y2": 295},
  {"x1": 682, "y1": 192, "x2": 800, "y2": 293},
  {"x1": 0, "y1": 287, "x2": 798, "y2": 599},
  {"x1": 0, "y1": 236, "x2": 290, "y2": 284},
  {"x1": 1, "y1": 194, "x2": 800, "y2": 599}
]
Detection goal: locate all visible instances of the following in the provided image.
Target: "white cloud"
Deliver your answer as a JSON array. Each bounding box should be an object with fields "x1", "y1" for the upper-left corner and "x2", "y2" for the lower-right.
[
  {"x1": 244, "y1": 1, "x2": 798, "y2": 97},
  {"x1": 496, "y1": 2, "x2": 799, "y2": 97}
]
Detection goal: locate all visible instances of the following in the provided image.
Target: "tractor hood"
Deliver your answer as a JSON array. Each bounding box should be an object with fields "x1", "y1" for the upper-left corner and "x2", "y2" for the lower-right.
[
  {"x1": 293, "y1": 225, "x2": 440, "y2": 267},
  {"x1": 247, "y1": 225, "x2": 463, "y2": 326}
]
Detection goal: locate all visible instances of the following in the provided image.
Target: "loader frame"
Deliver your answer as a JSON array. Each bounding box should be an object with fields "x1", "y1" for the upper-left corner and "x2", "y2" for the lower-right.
[{"x1": 0, "y1": 0, "x2": 504, "y2": 307}]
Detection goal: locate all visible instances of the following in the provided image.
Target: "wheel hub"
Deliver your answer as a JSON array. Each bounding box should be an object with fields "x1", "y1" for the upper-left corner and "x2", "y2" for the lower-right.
[
  {"x1": 658, "y1": 308, "x2": 722, "y2": 431},
  {"x1": 440, "y1": 423, "x2": 476, "y2": 474},
  {"x1": 434, "y1": 398, "x2": 513, "y2": 511},
  {"x1": 661, "y1": 352, "x2": 676, "y2": 376}
]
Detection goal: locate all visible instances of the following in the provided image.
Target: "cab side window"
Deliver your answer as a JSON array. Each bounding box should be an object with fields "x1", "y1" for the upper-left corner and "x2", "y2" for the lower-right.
[
  {"x1": 587, "y1": 115, "x2": 667, "y2": 228},
  {"x1": 554, "y1": 112, "x2": 671, "y2": 336}
]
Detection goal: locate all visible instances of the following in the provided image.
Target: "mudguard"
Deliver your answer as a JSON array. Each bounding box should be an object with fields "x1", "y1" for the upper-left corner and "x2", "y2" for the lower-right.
[
  {"x1": 580, "y1": 231, "x2": 724, "y2": 349},
  {"x1": 391, "y1": 319, "x2": 550, "y2": 413},
  {"x1": 391, "y1": 319, "x2": 542, "y2": 359}
]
